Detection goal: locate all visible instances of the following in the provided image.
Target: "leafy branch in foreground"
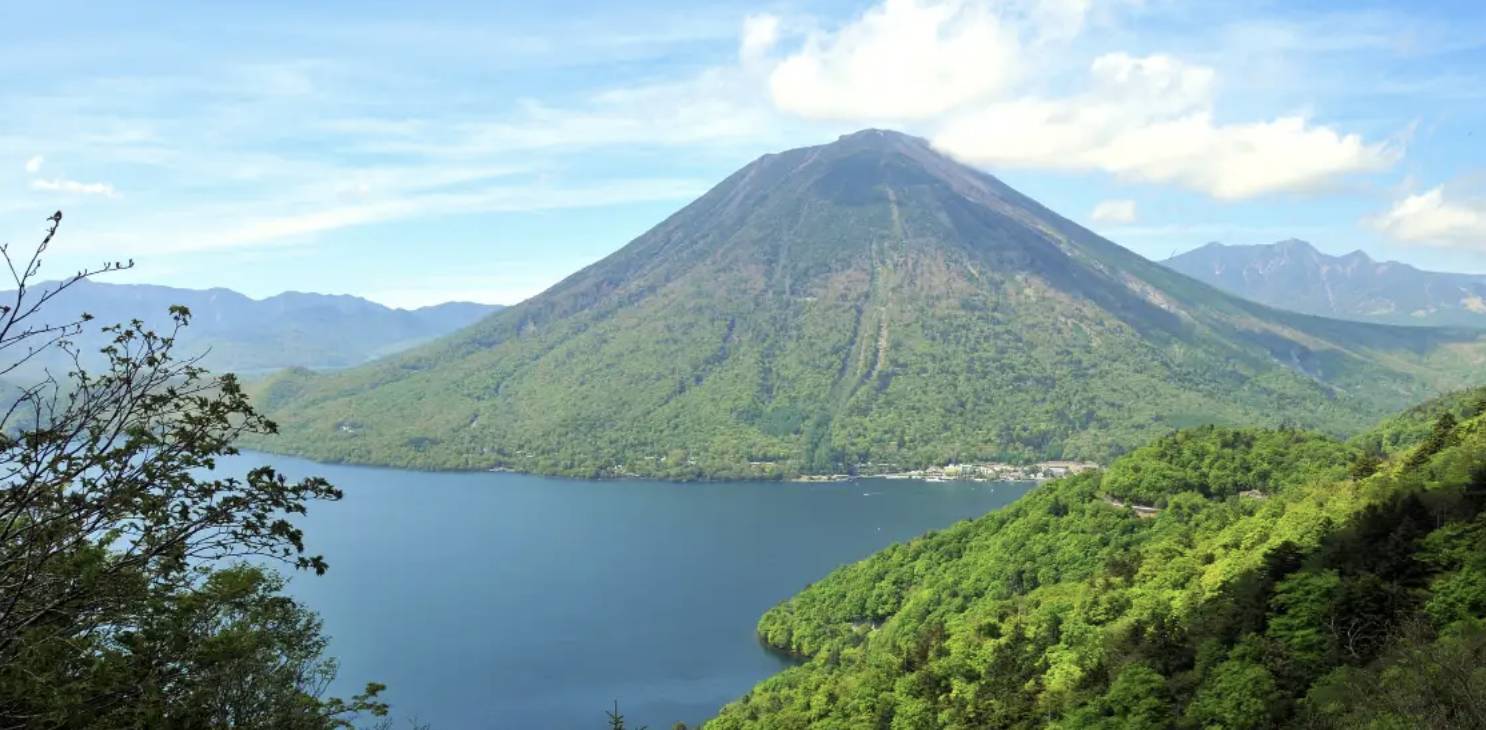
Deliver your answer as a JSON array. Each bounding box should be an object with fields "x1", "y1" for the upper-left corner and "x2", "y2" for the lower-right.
[
  {"x1": 0, "y1": 211, "x2": 129, "y2": 379},
  {"x1": 0, "y1": 213, "x2": 384, "y2": 727}
]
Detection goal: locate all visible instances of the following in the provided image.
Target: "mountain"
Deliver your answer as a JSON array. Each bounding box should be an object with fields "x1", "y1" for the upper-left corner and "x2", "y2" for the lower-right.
[
  {"x1": 250, "y1": 130, "x2": 1486, "y2": 477},
  {"x1": 709, "y1": 388, "x2": 1486, "y2": 729},
  {"x1": 1164, "y1": 239, "x2": 1486, "y2": 327},
  {"x1": 4, "y1": 280, "x2": 501, "y2": 378}
]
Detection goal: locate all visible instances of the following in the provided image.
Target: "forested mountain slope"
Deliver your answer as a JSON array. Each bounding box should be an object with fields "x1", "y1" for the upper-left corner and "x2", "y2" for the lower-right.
[
  {"x1": 708, "y1": 387, "x2": 1486, "y2": 729},
  {"x1": 251, "y1": 130, "x2": 1486, "y2": 477},
  {"x1": 1164, "y1": 239, "x2": 1486, "y2": 327}
]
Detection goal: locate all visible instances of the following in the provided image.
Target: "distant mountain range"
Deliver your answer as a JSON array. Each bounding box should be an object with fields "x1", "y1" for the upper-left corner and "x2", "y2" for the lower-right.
[
  {"x1": 1163, "y1": 239, "x2": 1486, "y2": 327},
  {"x1": 249, "y1": 130, "x2": 1486, "y2": 477},
  {"x1": 5, "y1": 280, "x2": 501, "y2": 378}
]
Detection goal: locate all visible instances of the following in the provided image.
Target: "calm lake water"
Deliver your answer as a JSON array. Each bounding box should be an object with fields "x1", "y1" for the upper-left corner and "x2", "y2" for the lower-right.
[{"x1": 220, "y1": 452, "x2": 1033, "y2": 729}]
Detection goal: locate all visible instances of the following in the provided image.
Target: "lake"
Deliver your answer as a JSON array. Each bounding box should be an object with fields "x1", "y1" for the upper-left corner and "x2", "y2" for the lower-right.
[{"x1": 221, "y1": 452, "x2": 1034, "y2": 729}]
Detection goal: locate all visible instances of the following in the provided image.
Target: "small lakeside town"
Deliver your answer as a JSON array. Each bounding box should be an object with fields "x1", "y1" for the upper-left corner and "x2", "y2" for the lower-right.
[{"x1": 793, "y1": 460, "x2": 1100, "y2": 483}]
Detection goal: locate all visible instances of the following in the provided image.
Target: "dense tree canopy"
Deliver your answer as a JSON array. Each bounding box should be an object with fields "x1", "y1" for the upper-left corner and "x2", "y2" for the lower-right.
[{"x1": 709, "y1": 386, "x2": 1486, "y2": 729}]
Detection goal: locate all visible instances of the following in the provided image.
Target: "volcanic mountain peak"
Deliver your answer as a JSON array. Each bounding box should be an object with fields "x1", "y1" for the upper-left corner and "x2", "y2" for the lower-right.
[
  {"x1": 823, "y1": 128, "x2": 932, "y2": 154},
  {"x1": 731, "y1": 128, "x2": 1034, "y2": 219},
  {"x1": 253, "y1": 130, "x2": 1486, "y2": 478}
]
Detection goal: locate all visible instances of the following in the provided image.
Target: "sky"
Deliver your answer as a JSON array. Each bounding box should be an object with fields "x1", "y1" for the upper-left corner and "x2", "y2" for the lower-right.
[{"x1": 3, "y1": 0, "x2": 1486, "y2": 308}]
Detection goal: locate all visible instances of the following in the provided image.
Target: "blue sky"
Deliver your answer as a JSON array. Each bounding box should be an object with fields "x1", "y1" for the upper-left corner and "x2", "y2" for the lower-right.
[{"x1": 4, "y1": 0, "x2": 1486, "y2": 307}]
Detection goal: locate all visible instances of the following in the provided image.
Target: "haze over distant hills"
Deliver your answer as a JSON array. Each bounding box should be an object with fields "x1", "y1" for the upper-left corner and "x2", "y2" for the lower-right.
[
  {"x1": 1164, "y1": 239, "x2": 1486, "y2": 327},
  {"x1": 4, "y1": 280, "x2": 501, "y2": 378},
  {"x1": 251, "y1": 130, "x2": 1486, "y2": 477}
]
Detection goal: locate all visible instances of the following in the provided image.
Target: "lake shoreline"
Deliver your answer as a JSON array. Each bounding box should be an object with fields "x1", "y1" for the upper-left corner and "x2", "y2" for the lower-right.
[{"x1": 238, "y1": 443, "x2": 1096, "y2": 485}]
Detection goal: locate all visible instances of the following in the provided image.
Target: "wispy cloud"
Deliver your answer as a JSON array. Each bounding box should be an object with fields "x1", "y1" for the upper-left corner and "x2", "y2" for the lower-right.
[
  {"x1": 30, "y1": 178, "x2": 117, "y2": 197},
  {"x1": 217, "y1": 177, "x2": 705, "y2": 250},
  {"x1": 2, "y1": 57, "x2": 726, "y2": 256},
  {"x1": 23, "y1": 155, "x2": 42, "y2": 173},
  {"x1": 1091, "y1": 199, "x2": 1137, "y2": 224},
  {"x1": 740, "y1": 14, "x2": 781, "y2": 62},
  {"x1": 67, "y1": 176, "x2": 706, "y2": 256}
]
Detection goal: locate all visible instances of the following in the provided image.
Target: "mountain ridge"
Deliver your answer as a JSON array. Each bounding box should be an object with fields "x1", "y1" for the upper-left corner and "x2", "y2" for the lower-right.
[
  {"x1": 1164, "y1": 239, "x2": 1486, "y2": 327},
  {"x1": 249, "y1": 130, "x2": 1486, "y2": 477},
  {"x1": 4, "y1": 280, "x2": 503, "y2": 377}
]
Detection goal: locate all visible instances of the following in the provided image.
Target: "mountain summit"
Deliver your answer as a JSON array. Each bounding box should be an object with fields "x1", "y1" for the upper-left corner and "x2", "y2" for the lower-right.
[
  {"x1": 254, "y1": 130, "x2": 1486, "y2": 477},
  {"x1": 1164, "y1": 239, "x2": 1486, "y2": 327}
]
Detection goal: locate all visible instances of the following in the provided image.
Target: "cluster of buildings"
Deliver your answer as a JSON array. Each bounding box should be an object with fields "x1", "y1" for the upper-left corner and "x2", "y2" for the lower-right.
[
  {"x1": 887, "y1": 460, "x2": 1098, "y2": 482},
  {"x1": 831, "y1": 460, "x2": 1100, "y2": 483}
]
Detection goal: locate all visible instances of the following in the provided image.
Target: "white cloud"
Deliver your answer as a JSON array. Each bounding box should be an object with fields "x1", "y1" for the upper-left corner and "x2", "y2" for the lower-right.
[
  {"x1": 1090, "y1": 199, "x2": 1137, "y2": 224},
  {"x1": 740, "y1": 14, "x2": 781, "y2": 62},
  {"x1": 752, "y1": 2, "x2": 1397, "y2": 200},
  {"x1": 30, "y1": 178, "x2": 117, "y2": 197},
  {"x1": 23, "y1": 155, "x2": 43, "y2": 174},
  {"x1": 768, "y1": 0, "x2": 1020, "y2": 121},
  {"x1": 1369, "y1": 186, "x2": 1486, "y2": 251},
  {"x1": 1025, "y1": 0, "x2": 1093, "y2": 42},
  {"x1": 932, "y1": 53, "x2": 1398, "y2": 199}
]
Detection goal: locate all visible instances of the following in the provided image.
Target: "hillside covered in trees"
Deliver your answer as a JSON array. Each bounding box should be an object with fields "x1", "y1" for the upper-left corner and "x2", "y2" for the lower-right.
[{"x1": 708, "y1": 387, "x2": 1486, "y2": 729}]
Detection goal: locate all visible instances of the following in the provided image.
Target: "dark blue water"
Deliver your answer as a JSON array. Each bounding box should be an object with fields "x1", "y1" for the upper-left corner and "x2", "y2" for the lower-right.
[{"x1": 221, "y1": 452, "x2": 1032, "y2": 729}]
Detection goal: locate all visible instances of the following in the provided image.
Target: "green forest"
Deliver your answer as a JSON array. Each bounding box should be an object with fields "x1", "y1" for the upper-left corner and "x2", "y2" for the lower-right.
[{"x1": 707, "y1": 386, "x2": 1486, "y2": 729}]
